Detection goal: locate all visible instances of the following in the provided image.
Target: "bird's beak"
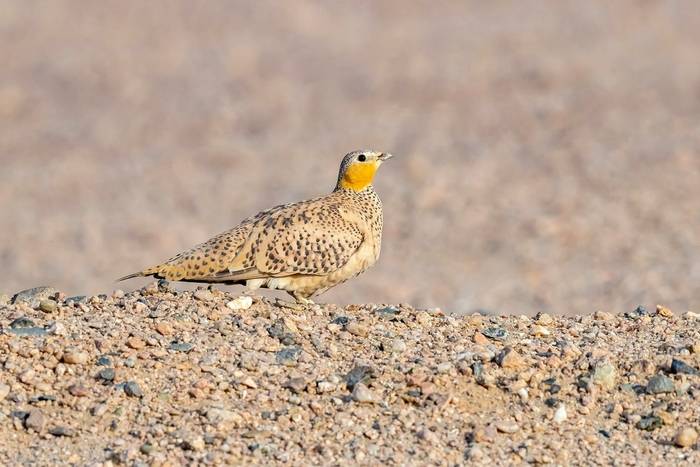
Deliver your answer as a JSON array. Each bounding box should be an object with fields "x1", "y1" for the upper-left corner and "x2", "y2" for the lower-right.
[{"x1": 377, "y1": 152, "x2": 393, "y2": 162}]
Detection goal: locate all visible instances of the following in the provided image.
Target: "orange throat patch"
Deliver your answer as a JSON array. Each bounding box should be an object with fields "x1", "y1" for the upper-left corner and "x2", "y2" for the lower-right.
[{"x1": 339, "y1": 162, "x2": 378, "y2": 191}]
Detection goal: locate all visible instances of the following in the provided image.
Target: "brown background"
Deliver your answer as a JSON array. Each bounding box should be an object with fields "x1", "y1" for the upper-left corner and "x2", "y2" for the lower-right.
[{"x1": 1, "y1": 1, "x2": 699, "y2": 315}]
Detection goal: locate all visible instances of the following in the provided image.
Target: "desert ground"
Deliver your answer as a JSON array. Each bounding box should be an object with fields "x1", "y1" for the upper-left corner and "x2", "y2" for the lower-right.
[
  {"x1": 1, "y1": 1, "x2": 700, "y2": 465},
  {"x1": 0, "y1": 286, "x2": 699, "y2": 465},
  {"x1": 1, "y1": 1, "x2": 699, "y2": 315}
]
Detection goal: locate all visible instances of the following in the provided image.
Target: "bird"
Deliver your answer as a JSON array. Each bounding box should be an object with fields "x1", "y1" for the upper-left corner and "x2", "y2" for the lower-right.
[{"x1": 118, "y1": 150, "x2": 393, "y2": 304}]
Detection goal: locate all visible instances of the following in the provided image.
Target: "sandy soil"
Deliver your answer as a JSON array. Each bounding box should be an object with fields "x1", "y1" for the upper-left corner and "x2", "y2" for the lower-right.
[
  {"x1": 0, "y1": 285, "x2": 699, "y2": 465},
  {"x1": 1, "y1": 1, "x2": 700, "y2": 315}
]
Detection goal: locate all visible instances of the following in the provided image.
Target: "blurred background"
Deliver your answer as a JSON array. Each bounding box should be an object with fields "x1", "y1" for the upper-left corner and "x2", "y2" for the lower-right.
[{"x1": 1, "y1": 1, "x2": 699, "y2": 315}]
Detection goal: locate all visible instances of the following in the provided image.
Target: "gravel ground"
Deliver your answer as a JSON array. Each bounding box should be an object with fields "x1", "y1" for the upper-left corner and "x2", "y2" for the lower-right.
[
  {"x1": 1, "y1": 284, "x2": 699, "y2": 465},
  {"x1": 2, "y1": 1, "x2": 700, "y2": 314}
]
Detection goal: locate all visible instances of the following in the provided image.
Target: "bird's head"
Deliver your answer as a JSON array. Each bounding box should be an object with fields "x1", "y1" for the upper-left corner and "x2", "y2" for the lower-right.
[{"x1": 335, "y1": 150, "x2": 393, "y2": 192}]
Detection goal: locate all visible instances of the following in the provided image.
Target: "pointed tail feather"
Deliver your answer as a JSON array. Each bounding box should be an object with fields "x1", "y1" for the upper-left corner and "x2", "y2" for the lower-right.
[{"x1": 117, "y1": 271, "x2": 145, "y2": 282}]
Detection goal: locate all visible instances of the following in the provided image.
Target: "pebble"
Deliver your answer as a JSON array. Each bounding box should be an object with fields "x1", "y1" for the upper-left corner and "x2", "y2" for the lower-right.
[
  {"x1": 530, "y1": 325, "x2": 551, "y2": 337},
  {"x1": 49, "y1": 426, "x2": 76, "y2": 437},
  {"x1": 473, "y1": 332, "x2": 489, "y2": 345},
  {"x1": 124, "y1": 381, "x2": 144, "y2": 398},
  {"x1": 169, "y1": 341, "x2": 194, "y2": 352},
  {"x1": 97, "y1": 368, "x2": 116, "y2": 383},
  {"x1": 226, "y1": 296, "x2": 253, "y2": 310},
  {"x1": 12, "y1": 286, "x2": 57, "y2": 308},
  {"x1": 193, "y1": 289, "x2": 214, "y2": 302},
  {"x1": 637, "y1": 415, "x2": 663, "y2": 431},
  {"x1": 39, "y1": 299, "x2": 57, "y2": 313},
  {"x1": 317, "y1": 381, "x2": 336, "y2": 393},
  {"x1": 346, "y1": 365, "x2": 376, "y2": 390},
  {"x1": 496, "y1": 421, "x2": 520, "y2": 434},
  {"x1": 25, "y1": 409, "x2": 45, "y2": 432},
  {"x1": 591, "y1": 362, "x2": 617, "y2": 390},
  {"x1": 553, "y1": 405, "x2": 567, "y2": 424},
  {"x1": 68, "y1": 384, "x2": 89, "y2": 397},
  {"x1": 154, "y1": 322, "x2": 173, "y2": 336},
  {"x1": 183, "y1": 434, "x2": 206, "y2": 451},
  {"x1": 535, "y1": 312, "x2": 554, "y2": 326},
  {"x1": 496, "y1": 347, "x2": 525, "y2": 369},
  {"x1": 283, "y1": 378, "x2": 306, "y2": 394},
  {"x1": 62, "y1": 349, "x2": 88, "y2": 365},
  {"x1": 352, "y1": 383, "x2": 378, "y2": 403},
  {"x1": 670, "y1": 359, "x2": 699, "y2": 376},
  {"x1": 345, "y1": 322, "x2": 368, "y2": 337},
  {"x1": 126, "y1": 337, "x2": 146, "y2": 350},
  {"x1": 482, "y1": 327, "x2": 508, "y2": 341},
  {"x1": 646, "y1": 374, "x2": 675, "y2": 394},
  {"x1": 276, "y1": 346, "x2": 302, "y2": 366},
  {"x1": 674, "y1": 427, "x2": 698, "y2": 448},
  {"x1": 593, "y1": 310, "x2": 614, "y2": 321},
  {"x1": 0, "y1": 383, "x2": 10, "y2": 400},
  {"x1": 390, "y1": 338, "x2": 407, "y2": 353},
  {"x1": 656, "y1": 305, "x2": 673, "y2": 318}
]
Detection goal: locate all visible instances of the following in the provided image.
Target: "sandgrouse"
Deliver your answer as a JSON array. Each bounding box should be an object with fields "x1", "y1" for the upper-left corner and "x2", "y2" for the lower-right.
[{"x1": 119, "y1": 150, "x2": 393, "y2": 304}]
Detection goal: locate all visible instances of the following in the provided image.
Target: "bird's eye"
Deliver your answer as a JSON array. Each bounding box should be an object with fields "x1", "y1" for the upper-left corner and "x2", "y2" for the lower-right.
[{"x1": 357, "y1": 154, "x2": 366, "y2": 162}]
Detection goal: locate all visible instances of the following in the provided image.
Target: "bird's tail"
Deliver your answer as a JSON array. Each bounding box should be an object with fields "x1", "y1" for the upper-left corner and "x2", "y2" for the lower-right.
[{"x1": 116, "y1": 271, "x2": 145, "y2": 282}]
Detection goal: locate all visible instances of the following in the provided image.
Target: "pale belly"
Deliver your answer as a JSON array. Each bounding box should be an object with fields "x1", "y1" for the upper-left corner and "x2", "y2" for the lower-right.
[{"x1": 245, "y1": 241, "x2": 379, "y2": 297}]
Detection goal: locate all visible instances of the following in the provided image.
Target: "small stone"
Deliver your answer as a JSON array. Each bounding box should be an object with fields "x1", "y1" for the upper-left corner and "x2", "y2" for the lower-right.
[
  {"x1": 646, "y1": 374, "x2": 675, "y2": 394},
  {"x1": 97, "y1": 368, "x2": 116, "y2": 383},
  {"x1": 531, "y1": 325, "x2": 551, "y2": 337},
  {"x1": 670, "y1": 359, "x2": 699, "y2": 376},
  {"x1": 283, "y1": 378, "x2": 306, "y2": 394},
  {"x1": 0, "y1": 383, "x2": 10, "y2": 400},
  {"x1": 12, "y1": 286, "x2": 57, "y2": 308},
  {"x1": 19, "y1": 369, "x2": 35, "y2": 384},
  {"x1": 656, "y1": 305, "x2": 673, "y2": 318},
  {"x1": 49, "y1": 426, "x2": 76, "y2": 437},
  {"x1": 317, "y1": 381, "x2": 336, "y2": 393},
  {"x1": 685, "y1": 311, "x2": 700, "y2": 319},
  {"x1": 206, "y1": 407, "x2": 242, "y2": 425},
  {"x1": 473, "y1": 332, "x2": 488, "y2": 345},
  {"x1": 674, "y1": 427, "x2": 698, "y2": 448},
  {"x1": 346, "y1": 365, "x2": 376, "y2": 390},
  {"x1": 96, "y1": 356, "x2": 112, "y2": 366},
  {"x1": 183, "y1": 435, "x2": 205, "y2": 451},
  {"x1": 126, "y1": 337, "x2": 146, "y2": 350},
  {"x1": 482, "y1": 327, "x2": 508, "y2": 341},
  {"x1": 169, "y1": 341, "x2": 194, "y2": 352},
  {"x1": 68, "y1": 384, "x2": 89, "y2": 397},
  {"x1": 637, "y1": 415, "x2": 663, "y2": 431},
  {"x1": 124, "y1": 381, "x2": 144, "y2": 398},
  {"x1": 154, "y1": 322, "x2": 173, "y2": 336},
  {"x1": 193, "y1": 289, "x2": 214, "y2": 302},
  {"x1": 591, "y1": 362, "x2": 617, "y2": 390},
  {"x1": 226, "y1": 296, "x2": 253, "y2": 311},
  {"x1": 691, "y1": 343, "x2": 700, "y2": 354},
  {"x1": 553, "y1": 405, "x2": 567, "y2": 424},
  {"x1": 91, "y1": 403, "x2": 108, "y2": 417},
  {"x1": 39, "y1": 299, "x2": 57, "y2": 313},
  {"x1": 496, "y1": 347, "x2": 525, "y2": 369},
  {"x1": 496, "y1": 421, "x2": 520, "y2": 434},
  {"x1": 437, "y1": 362, "x2": 452, "y2": 374},
  {"x1": 140, "y1": 443, "x2": 154, "y2": 455},
  {"x1": 275, "y1": 346, "x2": 302, "y2": 366},
  {"x1": 25, "y1": 409, "x2": 45, "y2": 432},
  {"x1": 390, "y1": 339, "x2": 407, "y2": 353},
  {"x1": 345, "y1": 322, "x2": 368, "y2": 337},
  {"x1": 240, "y1": 377, "x2": 258, "y2": 389},
  {"x1": 535, "y1": 312, "x2": 554, "y2": 326},
  {"x1": 593, "y1": 310, "x2": 614, "y2": 321},
  {"x1": 352, "y1": 383, "x2": 378, "y2": 403},
  {"x1": 62, "y1": 350, "x2": 88, "y2": 365}
]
